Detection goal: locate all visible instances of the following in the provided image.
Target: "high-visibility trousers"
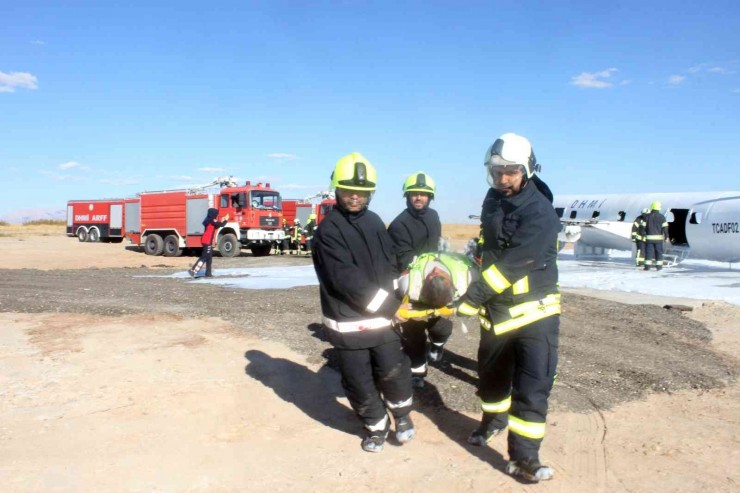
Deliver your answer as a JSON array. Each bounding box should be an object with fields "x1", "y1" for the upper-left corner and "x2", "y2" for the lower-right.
[
  {"x1": 635, "y1": 241, "x2": 646, "y2": 266},
  {"x1": 335, "y1": 339, "x2": 413, "y2": 428},
  {"x1": 477, "y1": 314, "x2": 559, "y2": 461}
]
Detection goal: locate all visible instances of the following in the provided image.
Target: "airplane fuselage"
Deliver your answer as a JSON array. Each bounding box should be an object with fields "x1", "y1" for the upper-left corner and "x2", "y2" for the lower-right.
[{"x1": 553, "y1": 192, "x2": 740, "y2": 263}]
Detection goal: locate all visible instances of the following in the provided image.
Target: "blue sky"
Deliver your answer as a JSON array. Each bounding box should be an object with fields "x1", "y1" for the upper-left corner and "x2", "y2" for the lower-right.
[{"x1": 2, "y1": 1, "x2": 739, "y2": 223}]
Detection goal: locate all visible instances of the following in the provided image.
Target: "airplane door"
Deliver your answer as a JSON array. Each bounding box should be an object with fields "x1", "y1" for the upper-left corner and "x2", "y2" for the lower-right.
[{"x1": 667, "y1": 209, "x2": 689, "y2": 246}]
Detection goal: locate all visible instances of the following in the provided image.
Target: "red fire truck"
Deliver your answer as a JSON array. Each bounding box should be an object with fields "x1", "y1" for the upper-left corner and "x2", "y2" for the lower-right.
[
  {"x1": 125, "y1": 177, "x2": 285, "y2": 257},
  {"x1": 282, "y1": 192, "x2": 335, "y2": 225},
  {"x1": 66, "y1": 199, "x2": 127, "y2": 242},
  {"x1": 281, "y1": 192, "x2": 335, "y2": 250}
]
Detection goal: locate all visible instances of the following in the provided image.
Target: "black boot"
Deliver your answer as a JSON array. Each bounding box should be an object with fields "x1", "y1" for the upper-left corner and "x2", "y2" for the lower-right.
[
  {"x1": 361, "y1": 416, "x2": 390, "y2": 453},
  {"x1": 467, "y1": 413, "x2": 506, "y2": 446},
  {"x1": 395, "y1": 415, "x2": 416, "y2": 444},
  {"x1": 505, "y1": 457, "x2": 554, "y2": 482}
]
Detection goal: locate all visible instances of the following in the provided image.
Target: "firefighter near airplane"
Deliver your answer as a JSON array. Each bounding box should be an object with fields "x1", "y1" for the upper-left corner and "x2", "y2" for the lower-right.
[{"x1": 552, "y1": 192, "x2": 740, "y2": 265}]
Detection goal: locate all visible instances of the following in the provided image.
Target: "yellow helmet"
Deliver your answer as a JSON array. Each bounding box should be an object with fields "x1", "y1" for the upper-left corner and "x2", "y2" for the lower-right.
[
  {"x1": 330, "y1": 152, "x2": 377, "y2": 192},
  {"x1": 651, "y1": 201, "x2": 662, "y2": 211},
  {"x1": 309, "y1": 213, "x2": 317, "y2": 220},
  {"x1": 403, "y1": 172, "x2": 436, "y2": 198}
]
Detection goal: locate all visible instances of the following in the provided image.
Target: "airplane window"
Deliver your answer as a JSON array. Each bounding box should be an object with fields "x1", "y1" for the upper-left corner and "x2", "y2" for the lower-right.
[
  {"x1": 618, "y1": 211, "x2": 626, "y2": 221},
  {"x1": 592, "y1": 211, "x2": 600, "y2": 219},
  {"x1": 690, "y1": 212, "x2": 702, "y2": 224},
  {"x1": 555, "y1": 207, "x2": 564, "y2": 218},
  {"x1": 569, "y1": 211, "x2": 577, "y2": 219}
]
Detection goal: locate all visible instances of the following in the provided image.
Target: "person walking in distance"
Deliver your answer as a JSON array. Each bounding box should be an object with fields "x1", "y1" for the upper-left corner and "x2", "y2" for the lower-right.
[
  {"x1": 304, "y1": 213, "x2": 317, "y2": 254},
  {"x1": 290, "y1": 218, "x2": 303, "y2": 254},
  {"x1": 455, "y1": 133, "x2": 560, "y2": 482},
  {"x1": 388, "y1": 172, "x2": 451, "y2": 388},
  {"x1": 631, "y1": 208, "x2": 649, "y2": 268},
  {"x1": 643, "y1": 201, "x2": 669, "y2": 270},
  {"x1": 312, "y1": 152, "x2": 416, "y2": 453},
  {"x1": 279, "y1": 218, "x2": 291, "y2": 255},
  {"x1": 189, "y1": 208, "x2": 229, "y2": 278}
]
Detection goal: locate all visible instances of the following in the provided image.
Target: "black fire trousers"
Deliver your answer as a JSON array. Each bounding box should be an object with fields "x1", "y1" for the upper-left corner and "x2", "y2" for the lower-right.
[
  {"x1": 192, "y1": 245, "x2": 214, "y2": 276},
  {"x1": 644, "y1": 241, "x2": 664, "y2": 269},
  {"x1": 477, "y1": 314, "x2": 559, "y2": 461},
  {"x1": 335, "y1": 339, "x2": 413, "y2": 428},
  {"x1": 401, "y1": 317, "x2": 453, "y2": 376}
]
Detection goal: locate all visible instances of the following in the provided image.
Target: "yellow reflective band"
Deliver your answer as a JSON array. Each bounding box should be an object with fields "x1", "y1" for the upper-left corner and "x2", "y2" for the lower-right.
[
  {"x1": 508, "y1": 294, "x2": 560, "y2": 317},
  {"x1": 493, "y1": 295, "x2": 561, "y2": 335},
  {"x1": 508, "y1": 415, "x2": 546, "y2": 439},
  {"x1": 458, "y1": 302, "x2": 479, "y2": 316},
  {"x1": 481, "y1": 396, "x2": 511, "y2": 413},
  {"x1": 480, "y1": 316, "x2": 492, "y2": 329},
  {"x1": 511, "y1": 276, "x2": 529, "y2": 295},
  {"x1": 645, "y1": 235, "x2": 664, "y2": 240},
  {"x1": 482, "y1": 264, "x2": 511, "y2": 293}
]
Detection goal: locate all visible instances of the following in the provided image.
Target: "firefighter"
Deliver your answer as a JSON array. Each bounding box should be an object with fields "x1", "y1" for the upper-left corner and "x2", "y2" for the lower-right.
[
  {"x1": 455, "y1": 133, "x2": 560, "y2": 482},
  {"x1": 643, "y1": 201, "x2": 669, "y2": 270},
  {"x1": 304, "y1": 213, "x2": 317, "y2": 254},
  {"x1": 189, "y1": 208, "x2": 229, "y2": 278},
  {"x1": 290, "y1": 218, "x2": 303, "y2": 255},
  {"x1": 388, "y1": 172, "x2": 451, "y2": 387},
  {"x1": 312, "y1": 152, "x2": 415, "y2": 453},
  {"x1": 278, "y1": 218, "x2": 291, "y2": 255},
  {"x1": 631, "y1": 208, "x2": 649, "y2": 267}
]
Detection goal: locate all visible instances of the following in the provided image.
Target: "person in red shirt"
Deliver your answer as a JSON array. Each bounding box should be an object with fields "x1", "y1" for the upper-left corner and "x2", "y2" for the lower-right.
[{"x1": 189, "y1": 208, "x2": 229, "y2": 278}]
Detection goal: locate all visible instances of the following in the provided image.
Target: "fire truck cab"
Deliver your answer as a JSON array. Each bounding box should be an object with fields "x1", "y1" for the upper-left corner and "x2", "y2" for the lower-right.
[{"x1": 125, "y1": 178, "x2": 285, "y2": 257}]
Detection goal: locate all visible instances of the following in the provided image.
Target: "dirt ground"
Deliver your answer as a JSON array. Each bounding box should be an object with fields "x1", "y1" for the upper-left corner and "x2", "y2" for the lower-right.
[{"x1": 1, "y1": 226, "x2": 739, "y2": 492}]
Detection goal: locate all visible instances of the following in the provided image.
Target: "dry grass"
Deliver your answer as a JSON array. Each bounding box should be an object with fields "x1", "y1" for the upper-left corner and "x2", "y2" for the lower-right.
[
  {"x1": 0, "y1": 224, "x2": 66, "y2": 238},
  {"x1": 441, "y1": 223, "x2": 479, "y2": 240}
]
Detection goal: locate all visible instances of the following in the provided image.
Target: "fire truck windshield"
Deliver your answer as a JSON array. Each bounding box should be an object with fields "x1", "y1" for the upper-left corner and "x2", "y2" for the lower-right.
[{"x1": 250, "y1": 191, "x2": 281, "y2": 210}]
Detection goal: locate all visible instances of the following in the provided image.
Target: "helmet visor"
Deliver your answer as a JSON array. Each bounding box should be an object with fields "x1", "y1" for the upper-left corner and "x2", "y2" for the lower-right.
[{"x1": 486, "y1": 163, "x2": 525, "y2": 187}]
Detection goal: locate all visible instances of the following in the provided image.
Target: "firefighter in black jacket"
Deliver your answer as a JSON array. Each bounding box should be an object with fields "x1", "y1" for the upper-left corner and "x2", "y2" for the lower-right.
[
  {"x1": 456, "y1": 133, "x2": 560, "y2": 482},
  {"x1": 644, "y1": 201, "x2": 669, "y2": 270},
  {"x1": 312, "y1": 152, "x2": 415, "y2": 453},
  {"x1": 631, "y1": 208, "x2": 649, "y2": 267},
  {"x1": 388, "y1": 172, "x2": 452, "y2": 387}
]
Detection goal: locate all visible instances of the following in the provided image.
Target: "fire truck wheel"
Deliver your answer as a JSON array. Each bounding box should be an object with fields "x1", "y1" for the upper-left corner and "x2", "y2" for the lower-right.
[
  {"x1": 250, "y1": 244, "x2": 272, "y2": 257},
  {"x1": 88, "y1": 228, "x2": 100, "y2": 242},
  {"x1": 77, "y1": 228, "x2": 88, "y2": 242},
  {"x1": 163, "y1": 235, "x2": 183, "y2": 257},
  {"x1": 218, "y1": 234, "x2": 240, "y2": 258},
  {"x1": 144, "y1": 234, "x2": 165, "y2": 256}
]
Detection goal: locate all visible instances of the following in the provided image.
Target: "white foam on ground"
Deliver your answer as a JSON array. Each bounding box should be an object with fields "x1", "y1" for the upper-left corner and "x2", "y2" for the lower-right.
[{"x1": 154, "y1": 252, "x2": 740, "y2": 305}]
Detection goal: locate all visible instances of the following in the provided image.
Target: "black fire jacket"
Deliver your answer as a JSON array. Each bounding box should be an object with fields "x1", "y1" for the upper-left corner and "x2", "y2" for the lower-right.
[
  {"x1": 644, "y1": 211, "x2": 668, "y2": 243},
  {"x1": 461, "y1": 181, "x2": 560, "y2": 323},
  {"x1": 387, "y1": 206, "x2": 441, "y2": 272},
  {"x1": 312, "y1": 206, "x2": 402, "y2": 349}
]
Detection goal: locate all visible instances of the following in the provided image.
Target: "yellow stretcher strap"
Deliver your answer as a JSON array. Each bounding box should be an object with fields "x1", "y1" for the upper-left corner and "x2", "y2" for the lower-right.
[{"x1": 398, "y1": 295, "x2": 456, "y2": 320}]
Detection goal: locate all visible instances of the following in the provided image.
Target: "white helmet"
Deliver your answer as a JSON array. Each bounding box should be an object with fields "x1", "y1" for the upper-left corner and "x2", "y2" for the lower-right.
[{"x1": 483, "y1": 133, "x2": 540, "y2": 180}]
